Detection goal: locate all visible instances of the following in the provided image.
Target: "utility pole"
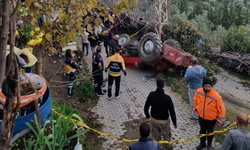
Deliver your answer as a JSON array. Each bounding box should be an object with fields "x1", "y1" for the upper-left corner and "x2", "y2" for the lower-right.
[{"x1": 155, "y1": 0, "x2": 169, "y2": 38}]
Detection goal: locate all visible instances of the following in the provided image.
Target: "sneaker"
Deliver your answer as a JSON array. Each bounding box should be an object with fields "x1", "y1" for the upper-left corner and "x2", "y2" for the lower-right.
[
  {"x1": 67, "y1": 93, "x2": 75, "y2": 97},
  {"x1": 190, "y1": 116, "x2": 198, "y2": 120},
  {"x1": 207, "y1": 145, "x2": 213, "y2": 150},
  {"x1": 115, "y1": 95, "x2": 120, "y2": 99},
  {"x1": 97, "y1": 93, "x2": 104, "y2": 97},
  {"x1": 108, "y1": 97, "x2": 112, "y2": 100},
  {"x1": 196, "y1": 144, "x2": 206, "y2": 150}
]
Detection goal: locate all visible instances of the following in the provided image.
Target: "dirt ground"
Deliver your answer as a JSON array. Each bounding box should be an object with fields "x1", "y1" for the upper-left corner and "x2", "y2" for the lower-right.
[{"x1": 44, "y1": 53, "x2": 105, "y2": 150}]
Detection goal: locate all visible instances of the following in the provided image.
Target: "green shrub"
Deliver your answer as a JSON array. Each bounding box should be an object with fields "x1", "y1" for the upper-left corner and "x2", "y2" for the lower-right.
[
  {"x1": 223, "y1": 26, "x2": 250, "y2": 53},
  {"x1": 24, "y1": 114, "x2": 88, "y2": 150},
  {"x1": 74, "y1": 74, "x2": 95, "y2": 99}
]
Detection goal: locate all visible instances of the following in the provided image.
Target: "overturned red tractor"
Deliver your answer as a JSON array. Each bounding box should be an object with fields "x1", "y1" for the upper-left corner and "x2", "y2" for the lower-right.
[{"x1": 118, "y1": 32, "x2": 194, "y2": 74}]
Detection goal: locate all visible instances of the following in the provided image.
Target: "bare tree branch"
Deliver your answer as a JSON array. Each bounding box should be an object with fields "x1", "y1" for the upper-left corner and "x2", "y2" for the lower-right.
[{"x1": 11, "y1": 0, "x2": 20, "y2": 17}]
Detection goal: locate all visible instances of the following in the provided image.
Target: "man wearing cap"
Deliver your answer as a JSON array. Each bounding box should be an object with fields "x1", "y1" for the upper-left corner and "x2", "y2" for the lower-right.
[
  {"x1": 184, "y1": 57, "x2": 206, "y2": 120},
  {"x1": 193, "y1": 78, "x2": 226, "y2": 150},
  {"x1": 138, "y1": 18, "x2": 148, "y2": 41}
]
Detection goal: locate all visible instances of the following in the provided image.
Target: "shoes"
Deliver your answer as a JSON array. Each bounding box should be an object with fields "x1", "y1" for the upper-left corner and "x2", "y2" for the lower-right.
[
  {"x1": 196, "y1": 144, "x2": 206, "y2": 150},
  {"x1": 115, "y1": 95, "x2": 120, "y2": 99},
  {"x1": 97, "y1": 93, "x2": 104, "y2": 97},
  {"x1": 67, "y1": 93, "x2": 75, "y2": 97},
  {"x1": 108, "y1": 97, "x2": 112, "y2": 100},
  {"x1": 207, "y1": 145, "x2": 213, "y2": 150},
  {"x1": 190, "y1": 116, "x2": 198, "y2": 120}
]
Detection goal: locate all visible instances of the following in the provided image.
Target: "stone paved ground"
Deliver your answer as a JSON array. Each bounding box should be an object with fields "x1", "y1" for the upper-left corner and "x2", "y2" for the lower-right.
[{"x1": 84, "y1": 47, "x2": 221, "y2": 150}]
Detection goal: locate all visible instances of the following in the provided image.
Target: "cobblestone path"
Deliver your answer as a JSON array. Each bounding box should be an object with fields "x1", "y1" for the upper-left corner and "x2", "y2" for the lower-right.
[{"x1": 85, "y1": 49, "x2": 221, "y2": 150}]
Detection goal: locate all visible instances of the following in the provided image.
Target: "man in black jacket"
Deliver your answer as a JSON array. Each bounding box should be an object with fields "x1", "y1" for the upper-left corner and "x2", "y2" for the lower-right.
[
  {"x1": 109, "y1": 34, "x2": 120, "y2": 56},
  {"x1": 144, "y1": 78, "x2": 177, "y2": 150}
]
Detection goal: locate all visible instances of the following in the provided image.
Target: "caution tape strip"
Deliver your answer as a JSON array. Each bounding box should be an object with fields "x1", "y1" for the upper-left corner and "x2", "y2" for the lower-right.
[
  {"x1": 130, "y1": 25, "x2": 148, "y2": 38},
  {"x1": 52, "y1": 108, "x2": 250, "y2": 144}
]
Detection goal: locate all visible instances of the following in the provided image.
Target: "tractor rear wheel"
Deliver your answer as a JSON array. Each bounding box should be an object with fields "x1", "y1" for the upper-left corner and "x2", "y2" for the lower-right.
[
  {"x1": 164, "y1": 39, "x2": 181, "y2": 49},
  {"x1": 139, "y1": 32, "x2": 162, "y2": 63}
]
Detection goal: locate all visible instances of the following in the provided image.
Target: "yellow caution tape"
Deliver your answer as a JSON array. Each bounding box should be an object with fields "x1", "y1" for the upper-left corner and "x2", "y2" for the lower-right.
[
  {"x1": 52, "y1": 108, "x2": 250, "y2": 144},
  {"x1": 130, "y1": 25, "x2": 148, "y2": 38}
]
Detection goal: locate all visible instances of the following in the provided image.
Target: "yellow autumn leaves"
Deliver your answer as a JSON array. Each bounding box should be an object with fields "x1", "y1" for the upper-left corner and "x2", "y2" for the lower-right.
[{"x1": 27, "y1": 27, "x2": 44, "y2": 46}]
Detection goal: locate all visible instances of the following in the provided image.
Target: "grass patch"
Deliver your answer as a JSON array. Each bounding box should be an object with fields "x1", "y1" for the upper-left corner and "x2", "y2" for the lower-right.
[
  {"x1": 74, "y1": 74, "x2": 96, "y2": 100},
  {"x1": 237, "y1": 74, "x2": 250, "y2": 83},
  {"x1": 164, "y1": 71, "x2": 189, "y2": 102},
  {"x1": 52, "y1": 100, "x2": 83, "y2": 120}
]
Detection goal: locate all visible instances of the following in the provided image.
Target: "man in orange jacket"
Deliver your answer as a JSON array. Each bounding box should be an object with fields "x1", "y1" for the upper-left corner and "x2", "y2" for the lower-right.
[{"x1": 193, "y1": 78, "x2": 226, "y2": 150}]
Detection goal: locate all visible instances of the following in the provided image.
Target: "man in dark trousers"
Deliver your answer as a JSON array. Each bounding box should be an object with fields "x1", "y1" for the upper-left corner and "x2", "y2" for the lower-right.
[
  {"x1": 105, "y1": 47, "x2": 126, "y2": 100},
  {"x1": 144, "y1": 78, "x2": 177, "y2": 150},
  {"x1": 92, "y1": 46, "x2": 104, "y2": 96},
  {"x1": 138, "y1": 18, "x2": 148, "y2": 41},
  {"x1": 129, "y1": 122, "x2": 162, "y2": 150},
  {"x1": 109, "y1": 34, "x2": 120, "y2": 56},
  {"x1": 193, "y1": 78, "x2": 226, "y2": 150},
  {"x1": 102, "y1": 24, "x2": 113, "y2": 57}
]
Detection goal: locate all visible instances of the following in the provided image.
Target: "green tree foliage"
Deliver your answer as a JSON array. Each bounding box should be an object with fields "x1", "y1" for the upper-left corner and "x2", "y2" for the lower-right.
[
  {"x1": 234, "y1": 0, "x2": 244, "y2": 8},
  {"x1": 223, "y1": 26, "x2": 250, "y2": 53},
  {"x1": 193, "y1": 0, "x2": 203, "y2": 17},
  {"x1": 209, "y1": 0, "x2": 217, "y2": 7},
  {"x1": 203, "y1": 2, "x2": 211, "y2": 11},
  {"x1": 178, "y1": 0, "x2": 187, "y2": 13},
  {"x1": 208, "y1": 6, "x2": 217, "y2": 25},
  {"x1": 187, "y1": 6, "x2": 195, "y2": 20},
  {"x1": 162, "y1": 18, "x2": 220, "y2": 84},
  {"x1": 245, "y1": 8, "x2": 250, "y2": 24},
  {"x1": 229, "y1": 0, "x2": 235, "y2": 25},
  {"x1": 191, "y1": 14, "x2": 212, "y2": 34},
  {"x1": 235, "y1": 6, "x2": 245, "y2": 26},
  {"x1": 221, "y1": 0, "x2": 231, "y2": 29}
]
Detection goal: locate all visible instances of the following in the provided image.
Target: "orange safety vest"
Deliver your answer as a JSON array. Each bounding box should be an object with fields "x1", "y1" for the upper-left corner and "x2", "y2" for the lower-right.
[{"x1": 193, "y1": 88, "x2": 226, "y2": 124}]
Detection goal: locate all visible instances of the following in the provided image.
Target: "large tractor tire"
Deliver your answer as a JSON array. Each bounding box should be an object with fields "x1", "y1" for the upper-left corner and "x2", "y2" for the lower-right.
[
  {"x1": 164, "y1": 39, "x2": 181, "y2": 49},
  {"x1": 118, "y1": 34, "x2": 130, "y2": 47},
  {"x1": 139, "y1": 32, "x2": 162, "y2": 63}
]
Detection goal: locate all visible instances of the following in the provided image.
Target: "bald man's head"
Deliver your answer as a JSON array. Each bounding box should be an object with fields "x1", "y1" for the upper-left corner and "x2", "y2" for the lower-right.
[
  {"x1": 191, "y1": 57, "x2": 198, "y2": 65},
  {"x1": 237, "y1": 113, "x2": 249, "y2": 127}
]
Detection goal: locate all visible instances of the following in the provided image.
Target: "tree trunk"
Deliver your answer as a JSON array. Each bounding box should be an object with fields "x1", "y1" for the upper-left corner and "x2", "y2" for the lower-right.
[
  {"x1": 34, "y1": 45, "x2": 43, "y2": 75},
  {"x1": 0, "y1": 0, "x2": 20, "y2": 149},
  {"x1": 0, "y1": 0, "x2": 10, "y2": 87}
]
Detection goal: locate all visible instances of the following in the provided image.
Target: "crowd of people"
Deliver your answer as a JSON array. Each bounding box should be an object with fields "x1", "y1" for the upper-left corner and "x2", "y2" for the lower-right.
[{"x1": 79, "y1": 6, "x2": 148, "y2": 57}]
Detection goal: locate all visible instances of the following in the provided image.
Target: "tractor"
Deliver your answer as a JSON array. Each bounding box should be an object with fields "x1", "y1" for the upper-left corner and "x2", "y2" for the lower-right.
[{"x1": 118, "y1": 32, "x2": 194, "y2": 74}]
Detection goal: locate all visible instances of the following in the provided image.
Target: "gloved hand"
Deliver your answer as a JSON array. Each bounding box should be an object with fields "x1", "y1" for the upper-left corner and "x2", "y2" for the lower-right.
[
  {"x1": 105, "y1": 69, "x2": 107, "y2": 75},
  {"x1": 124, "y1": 71, "x2": 127, "y2": 77}
]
